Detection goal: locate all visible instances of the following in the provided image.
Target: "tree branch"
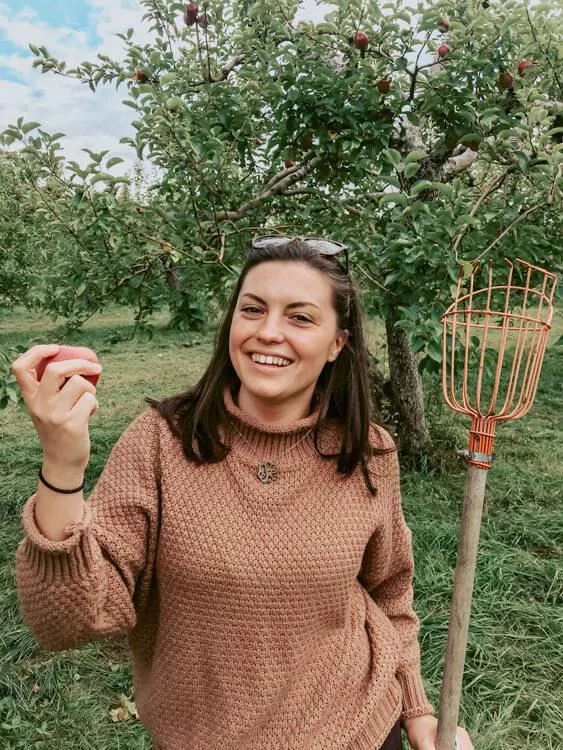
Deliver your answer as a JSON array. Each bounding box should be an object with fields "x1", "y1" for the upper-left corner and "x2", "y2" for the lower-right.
[
  {"x1": 474, "y1": 203, "x2": 543, "y2": 261},
  {"x1": 451, "y1": 170, "x2": 509, "y2": 257},
  {"x1": 215, "y1": 157, "x2": 323, "y2": 221}
]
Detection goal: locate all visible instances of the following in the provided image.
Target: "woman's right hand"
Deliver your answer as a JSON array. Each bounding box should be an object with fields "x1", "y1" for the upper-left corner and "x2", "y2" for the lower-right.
[{"x1": 10, "y1": 344, "x2": 103, "y2": 472}]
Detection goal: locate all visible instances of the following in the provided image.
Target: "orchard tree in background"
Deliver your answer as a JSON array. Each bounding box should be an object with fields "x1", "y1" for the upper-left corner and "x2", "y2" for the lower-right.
[{"x1": 1, "y1": 0, "x2": 562, "y2": 453}]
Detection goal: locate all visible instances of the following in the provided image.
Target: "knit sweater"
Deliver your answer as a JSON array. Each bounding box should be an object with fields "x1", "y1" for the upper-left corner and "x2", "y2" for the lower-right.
[{"x1": 16, "y1": 390, "x2": 435, "y2": 749}]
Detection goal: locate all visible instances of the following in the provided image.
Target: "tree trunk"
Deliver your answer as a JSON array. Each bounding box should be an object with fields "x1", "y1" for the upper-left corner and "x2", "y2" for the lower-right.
[{"x1": 385, "y1": 315, "x2": 431, "y2": 454}]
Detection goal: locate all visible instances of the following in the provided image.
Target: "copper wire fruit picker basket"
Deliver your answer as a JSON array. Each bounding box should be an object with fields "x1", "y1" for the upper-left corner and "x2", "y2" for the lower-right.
[{"x1": 436, "y1": 258, "x2": 558, "y2": 750}]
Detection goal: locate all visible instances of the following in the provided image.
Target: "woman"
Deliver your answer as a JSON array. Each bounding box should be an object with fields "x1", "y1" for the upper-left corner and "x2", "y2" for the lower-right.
[{"x1": 11, "y1": 237, "x2": 473, "y2": 750}]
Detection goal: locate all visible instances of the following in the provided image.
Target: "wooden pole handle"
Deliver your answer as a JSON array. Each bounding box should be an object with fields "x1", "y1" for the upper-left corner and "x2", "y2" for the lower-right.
[{"x1": 437, "y1": 464, "x2": 488, "y2": 750}]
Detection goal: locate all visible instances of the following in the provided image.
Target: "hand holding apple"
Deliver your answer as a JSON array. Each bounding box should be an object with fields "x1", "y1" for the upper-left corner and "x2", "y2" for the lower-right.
[{"x1": 10, "y1": 344, "x2": 102, "y2": 471}]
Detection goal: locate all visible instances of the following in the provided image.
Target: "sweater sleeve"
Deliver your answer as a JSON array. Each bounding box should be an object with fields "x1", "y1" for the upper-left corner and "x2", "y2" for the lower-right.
[
  {"x1": 15, "y1": 408, "x2": 162, "y2": 651},
  {"x1": 357, "y1": 425, "x2": 435, "y2": 721}
]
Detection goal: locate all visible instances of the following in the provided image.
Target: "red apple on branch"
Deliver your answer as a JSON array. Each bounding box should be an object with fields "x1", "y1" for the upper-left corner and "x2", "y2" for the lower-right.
[
  {"x1": 183, "y1": 3, "x2": 198, "y2": 26},
  {"x1": 284, "y1": 159, "x2": 295, "y2": 169},
  {"x1": 353, "y1": 32, "x2": 369, "y2": 50},
  {"x1": 134, "y1": 69, "x2": 148, "y2": 82},
  {"x1": 35, "y1": 346, "x2": 101, "y2": 387},
  {"x1": 437, "y1": 17, "x2": 450, "y2": 32},
  {"x1": 437, "y1": 43, "x2": 450, "y2": 58},
  {"x1": 376, "y1": 78, "x2": 391, "y2": 94},
  {"x1": 498, "y1": 72, "x2": 514, "y2": 89},
  {"x1": 518, "y1": 59, "x2": 534, "y2": 76}
]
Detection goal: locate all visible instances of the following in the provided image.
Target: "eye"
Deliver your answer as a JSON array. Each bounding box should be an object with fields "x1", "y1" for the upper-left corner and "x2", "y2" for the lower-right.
[
  {"x1": 240, "y1": 305, "x2": 262, "y2": 315},
  {"x1": 292, "y1": 313, "x2": 313, "y2": 324}
]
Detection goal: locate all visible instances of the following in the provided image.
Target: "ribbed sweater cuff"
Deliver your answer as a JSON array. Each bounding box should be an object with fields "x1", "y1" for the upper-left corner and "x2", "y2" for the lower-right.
[
  {"x1": 396, "y1": 669, "x2": 435, "y2": 720},
  {"x1": 20, "y1": 494, "x2": 96, "y2": 584}
]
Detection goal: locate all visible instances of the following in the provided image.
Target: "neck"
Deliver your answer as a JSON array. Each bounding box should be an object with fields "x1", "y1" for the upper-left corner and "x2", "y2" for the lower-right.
[{"x1": 236, "y1": 386, "x2": 313, "y2": 425}]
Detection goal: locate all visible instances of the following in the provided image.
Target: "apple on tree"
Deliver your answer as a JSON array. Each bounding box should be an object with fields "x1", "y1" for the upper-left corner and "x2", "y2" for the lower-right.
[
  {"x1": 437, "y1": 17, "x2": 450, "y2": 32},
  {"x1": 35, "y1": 346, "x2": 101, "y2": 387},
  {"x1": 498, "y1": 72, "x2": 514, "y2": 89},
  {"x1": 353, "y1": 32, "x2": 369, "y2": 50},
  {"x1": 437, "y1": 43, "x2": 450, "y2": 58},
  {"x1": 183, "y1": 3, "x2": 198, "y2": 26},
  {"x1": 284, "y1": 159, "x2": 295, "y2": 169},
  {"x1": 376, "y1": 78, "x2": 391, "y2": 94},
  {"x1": 133, "y1": 69, "x2": 148, "y2": 82},
  {"x1": 518, "y1": 59, "x2": 534, "y2": 76}
]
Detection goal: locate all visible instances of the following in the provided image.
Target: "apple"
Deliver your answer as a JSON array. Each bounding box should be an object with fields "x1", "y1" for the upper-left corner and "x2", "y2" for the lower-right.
[
  {"x1": 437, "y1": 43, "x2": 450, "y2": 58},
  {"x1": 376, "y1": 78, "x2": 391, "y2": 94},
  {"x1": 35, "y1": 346, "x2": 100, "y2": 387},
  {"x1": 353, "y1": 32, "x2": 369, "y2": 50},
  {"x1": 284, "y1": 159, "x2": 295, "y2": 169},
  {"x1": 518, "y1": 59, "x2": 534, "y2": 76},
  {"x1": 183, "y1": 3, "x2": 198, "y2": 26},
  {"x1": 437, "y1": 17, "x2": 450, "y2": 32},
  {"x1": 498, "y1": 72, "x2": 514, "y2": 89},
  {"x1": 197, "y1": 12, "x2": 209, "y2": 28},
  {"x1": 133, "y1": 69, "x2": 148, "y2": 83},
  {"x1": 466, "y1": 140, "x2": 480, "y2": 152}
]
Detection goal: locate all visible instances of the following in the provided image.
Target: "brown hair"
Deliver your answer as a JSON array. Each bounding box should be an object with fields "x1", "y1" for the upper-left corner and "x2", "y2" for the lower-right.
[{"x1": 146, "y1": 240, "x2": 392, "y2": 494}]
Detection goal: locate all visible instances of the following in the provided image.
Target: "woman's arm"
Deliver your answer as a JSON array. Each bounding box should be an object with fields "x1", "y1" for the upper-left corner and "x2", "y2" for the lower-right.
[
  {"x1": 358, "y1": 425, "x2": 435, "y2": 720},
  {"x1": 15, "y1": 409, "x2": 162, "y2": 651}
]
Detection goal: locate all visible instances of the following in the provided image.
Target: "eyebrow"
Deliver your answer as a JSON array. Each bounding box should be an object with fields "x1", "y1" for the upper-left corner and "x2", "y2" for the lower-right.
[{"x1": 240, "y1": 293, "x2": 320, "y2": 311}]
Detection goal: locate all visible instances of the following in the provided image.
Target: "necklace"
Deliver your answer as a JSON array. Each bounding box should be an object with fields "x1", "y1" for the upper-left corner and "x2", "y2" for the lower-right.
[{"x1": 229, "y1": 421, "x2": 313, "y2": 484}]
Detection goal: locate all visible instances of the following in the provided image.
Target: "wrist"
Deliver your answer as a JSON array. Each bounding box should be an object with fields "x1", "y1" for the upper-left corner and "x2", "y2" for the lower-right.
[{"x1": 41, "y1": 462, "x2": 85, "y2": 491}]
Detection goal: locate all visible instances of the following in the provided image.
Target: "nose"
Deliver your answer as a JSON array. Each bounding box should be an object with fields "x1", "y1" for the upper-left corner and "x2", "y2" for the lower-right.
[{"x1": 255, "y1": 313, "x2": 284, "y2": 343}]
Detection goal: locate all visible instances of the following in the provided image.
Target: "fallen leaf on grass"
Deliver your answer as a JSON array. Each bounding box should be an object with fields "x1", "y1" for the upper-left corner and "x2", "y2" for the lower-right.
[{"x1": 110, "y1": 694, "x2": 139, "y2": 722}]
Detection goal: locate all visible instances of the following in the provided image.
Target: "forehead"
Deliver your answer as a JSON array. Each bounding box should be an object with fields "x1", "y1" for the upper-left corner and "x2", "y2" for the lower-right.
[{"x1": 239, "y1": 261, "x2": 334, "y2": 306}]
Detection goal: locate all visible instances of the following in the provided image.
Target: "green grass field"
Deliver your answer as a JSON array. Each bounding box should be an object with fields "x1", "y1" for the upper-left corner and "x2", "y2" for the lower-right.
[{"x1": 0, "y1": 305, "x2": 561, "y2": 749}]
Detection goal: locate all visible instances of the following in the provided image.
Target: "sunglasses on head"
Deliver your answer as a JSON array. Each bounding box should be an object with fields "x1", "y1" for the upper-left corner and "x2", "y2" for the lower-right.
[{"x1": 251, "y1": 235, "x2": 349, "y2": 271}]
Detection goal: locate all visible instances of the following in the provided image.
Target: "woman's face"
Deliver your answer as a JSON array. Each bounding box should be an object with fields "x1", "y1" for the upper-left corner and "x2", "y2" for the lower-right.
[{"x1": 229, "y1": 260, "x2": 348, "y2": 422}]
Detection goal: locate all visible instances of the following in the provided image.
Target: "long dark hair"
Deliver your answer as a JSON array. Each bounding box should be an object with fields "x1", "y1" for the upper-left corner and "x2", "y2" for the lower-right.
[{"x1": 146, "y1": 240, "x2": 392, "y2": 494}]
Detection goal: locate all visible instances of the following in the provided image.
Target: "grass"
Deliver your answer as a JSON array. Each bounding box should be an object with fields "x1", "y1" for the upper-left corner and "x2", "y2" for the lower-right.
[{"x1": 0, "y1": 304, "x2": 561, "y2": 749}]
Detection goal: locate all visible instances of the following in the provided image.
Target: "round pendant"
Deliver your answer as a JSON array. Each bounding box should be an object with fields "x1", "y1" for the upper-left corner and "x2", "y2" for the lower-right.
[{"x1": 257, "y1": 462, "x2": 278, "y2": 484}]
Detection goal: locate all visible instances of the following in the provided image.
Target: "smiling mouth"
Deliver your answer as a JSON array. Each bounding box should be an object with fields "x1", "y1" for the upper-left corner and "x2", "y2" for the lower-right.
[{"x1": 249, "y1": 353, "x2": 292, "y2": 367}]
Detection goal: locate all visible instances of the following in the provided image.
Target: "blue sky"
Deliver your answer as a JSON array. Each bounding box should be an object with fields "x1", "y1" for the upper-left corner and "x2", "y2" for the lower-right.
[{"x1": 0, "y1": 1, "x2": 329, "y2": 172}]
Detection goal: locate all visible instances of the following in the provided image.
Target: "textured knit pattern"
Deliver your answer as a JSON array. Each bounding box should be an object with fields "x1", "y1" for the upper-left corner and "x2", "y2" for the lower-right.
[{"x1": 16, "y1": 391, "x2": 435, "y2": 749}]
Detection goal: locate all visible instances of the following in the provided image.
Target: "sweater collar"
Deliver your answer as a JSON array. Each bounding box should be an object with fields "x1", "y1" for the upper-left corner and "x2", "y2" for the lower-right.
[{"x1": 223, "y1": 387, "x2": 320, "y2": 460}]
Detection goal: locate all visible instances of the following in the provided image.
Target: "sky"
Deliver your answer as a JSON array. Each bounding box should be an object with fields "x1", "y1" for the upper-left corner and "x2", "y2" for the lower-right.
[{"x1": 0, "y1": 0, "x2": 329, "y2": 175}]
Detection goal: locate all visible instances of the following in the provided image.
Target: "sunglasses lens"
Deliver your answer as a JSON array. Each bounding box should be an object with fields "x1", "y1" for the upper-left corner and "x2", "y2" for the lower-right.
[
  {"x1": 251, "y1": 236, "x2": 291, "y2": 249},
  {"x1": 303, "y1": 238, "x2": 345, "y2": 256}
]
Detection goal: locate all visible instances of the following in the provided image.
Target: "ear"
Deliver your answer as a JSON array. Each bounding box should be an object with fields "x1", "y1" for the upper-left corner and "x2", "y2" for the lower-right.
[{"x1": 328, "y1": 329, "x2": 349, "y2": 362}]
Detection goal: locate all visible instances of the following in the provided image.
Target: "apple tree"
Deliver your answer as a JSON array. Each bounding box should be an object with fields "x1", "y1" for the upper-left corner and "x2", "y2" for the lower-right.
[{"x1": 1, "y1": 0, "x2": 561, "y2": 453}]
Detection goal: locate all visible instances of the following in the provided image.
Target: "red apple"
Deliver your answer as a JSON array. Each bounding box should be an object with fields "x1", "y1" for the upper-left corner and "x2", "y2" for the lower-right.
[
  {"x1": 353, "y1": 32, "x2": 369, "y2": 50},
  {"x1": 35, "y1": 346, "x2": 101, "y2": 387},
  {"x1": 284, "y1": 159, "x2": 295, "y2": 169},
  {"x1": 498, "y1": 72, "x2": 514, "y2": 89},
  {"x1": 437, "y1": 43, "x2": 450, "y2": 58},
  {"x1": 183, "y1": 3, "x2": 198, "y2": 26},
  {"x1": 518, "y1": 59, "x2": 534, "y2": 76},
  {"x1": 376, "y1": 78, "x2": 391, "y2": 94},
  {"x1": 437, "y1": 17, "x2": 450, "y2": 32},
  {"x1": 133, "y1": 69, "x2": 148, "y2": 82},
  {"x1": 197, "y1": 12, "x2": 209, "y2": 28}
]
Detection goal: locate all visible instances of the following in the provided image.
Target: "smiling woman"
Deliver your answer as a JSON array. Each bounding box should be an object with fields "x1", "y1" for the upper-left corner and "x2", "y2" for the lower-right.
[{"x1": 12, "y1": 237, "x2": 473, "y2": 750}]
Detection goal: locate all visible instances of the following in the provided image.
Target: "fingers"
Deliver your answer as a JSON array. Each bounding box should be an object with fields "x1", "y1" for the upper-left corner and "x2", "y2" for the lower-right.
[
  {"x1": 10, "y1": 344, "x2": 61, "y2": 392},
  {"x1": 39, "y1": 359, "x2": 102, "y2": 394},
  {"x1": 50, "y1": 374, "x2": 99, "y2": 418}
]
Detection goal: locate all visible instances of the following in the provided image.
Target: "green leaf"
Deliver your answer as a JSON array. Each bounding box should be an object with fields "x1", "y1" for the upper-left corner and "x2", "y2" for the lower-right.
[
  {"x1": 382, "y1": 148, "x2": 402, "y2": 167},
  {"x1": 106, "y1": 157, "x2": 124, "y2": 169},
  {"x1": 22, "y1": 121, "x2": 41, "y2": 134},
  {"x1": 379, "y1": 192, "x2": 408, "y2": 207},
  {"x1": 404, "y1": 162, "x2": 420, "y2": 179},
  {"x1": 404, "y1": 150, "x2": 427, "y2": 164}
]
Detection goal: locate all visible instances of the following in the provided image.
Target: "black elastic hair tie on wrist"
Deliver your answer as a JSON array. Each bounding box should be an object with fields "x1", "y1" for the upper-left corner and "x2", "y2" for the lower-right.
[{"x1": 38, "y1": 469, "x2": 85, "y2": 494}]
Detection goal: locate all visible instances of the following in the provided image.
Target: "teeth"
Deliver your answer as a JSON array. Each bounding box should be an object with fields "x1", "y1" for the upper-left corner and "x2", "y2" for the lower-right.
[{"x1": 251, "y1": 354, "x2": 291, "y2": 367}]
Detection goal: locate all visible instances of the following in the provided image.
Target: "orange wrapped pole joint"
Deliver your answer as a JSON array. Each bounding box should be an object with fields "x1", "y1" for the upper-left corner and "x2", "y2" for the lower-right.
[{"x1": 437, "y1": 258, "x2": 557, "y2": 750}]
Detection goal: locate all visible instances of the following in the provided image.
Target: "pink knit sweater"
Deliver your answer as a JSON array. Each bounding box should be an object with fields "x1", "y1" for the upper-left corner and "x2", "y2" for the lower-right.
[{"x1": 16, "y1": 390, "x2": 435, "y2": 749}]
